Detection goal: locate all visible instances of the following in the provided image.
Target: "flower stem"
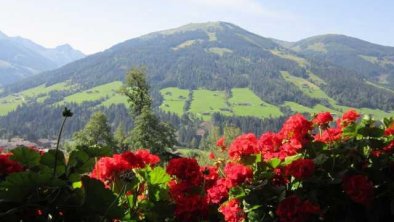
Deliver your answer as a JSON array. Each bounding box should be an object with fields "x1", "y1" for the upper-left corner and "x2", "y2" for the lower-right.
[{"x1": 53, "y1": 116, "x2": 68, "y2": 178}]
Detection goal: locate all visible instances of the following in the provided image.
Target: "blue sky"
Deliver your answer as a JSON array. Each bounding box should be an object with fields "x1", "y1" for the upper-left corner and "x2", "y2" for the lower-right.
[{"x1": 0, "y1": 0, "x2": 392, "y2": 54}]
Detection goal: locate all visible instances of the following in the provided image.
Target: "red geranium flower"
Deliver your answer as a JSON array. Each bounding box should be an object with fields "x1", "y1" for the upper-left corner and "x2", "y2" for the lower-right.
[
  {"x1": 385, "y1": 123, "x2": 394, "y2": 136},
  {"x1": 0, "y1": 153, "x2": 23, "y2": 176},
  {"x1": 383, "y1": 141, "x2": 394, "y2": 152},
  {"x1": 224, "y1": 162, "x2": 252, "y2": 188},
  {"x1": 279, "y1": 114, "x2": 312, "y2": 146},
  {"x1": 209, "y1": 152, "x2": 216, "y2": 160},
  {"x1": 91, "y1": 149, "x2": 159, "y2": 183},
  {"x1": 200, "y1": 166, "x2": 219, "y2": 187},
  {"x1": 134, "y1": 149, "x2": 160, "y2": 166},
  {"x1": 276, "y1": 195, "x2": 320, "y2": 222},
  {"x1": 259, "y1": 132, "x2": 300, "y2": 161},
  {"x1": 207, "y1": 178, "x2": 230, "y2": 204},
  {"x1": 339, "y1": 109, "x2": 360, "y2": 127},
  {"x1": 119, "y1": 152, "x2": 145, "y2": 168},
  {"x1": 216, "y1": 137, "x2": 227, "y2": 151},
  {"x1": 219, "y1": 199, "x2": 245, "y2": 222},
  {"x1": 314, "y1": 127, "x2": 342, "y2": 144},
  {"x1": 174, "y1": 194, "x2": 208, "y2": 222},
  {"x1": 312, "y1": 112, "x2": 333, "y2": 126},
  {"x1": 168, "y1": 180, "x2": 197, "y2": 201},
  {"x1": 285, "y1": 159, "x2": 315, "y2": 180},
  {"x1": 166, "y1": 158, "x2": 202, "y2": 185},
  {"x1": 228, "y1": 133, "x2": 259, "y2": 160},
  {"x1": 342, "y1": 175, "x2": 374, "y2": 206},
  {"x1": 90, "y1": 156, "x2": 129, "y2": 182}
]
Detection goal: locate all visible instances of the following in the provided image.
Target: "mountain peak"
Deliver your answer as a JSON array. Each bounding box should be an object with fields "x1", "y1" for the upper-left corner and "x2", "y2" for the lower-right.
[
  {"x1": 176, "y1": 21, "x2": 238, "y2": 31},
  {"x1": 143, "y1": 21, "x2": 242, "y2": 38},
  {"x1": 55, "y1": 44, "x2": 73, "y2": 50}
]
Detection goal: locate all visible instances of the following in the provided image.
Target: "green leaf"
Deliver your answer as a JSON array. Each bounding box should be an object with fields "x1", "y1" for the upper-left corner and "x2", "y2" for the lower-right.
[
  {"x1": 357, "y1": 126, "x2": 384, "y2": 138},
  {"x1": 149, "y1": 167, "x2": 170, "y2": 185},
  {"x1": 72, "y1": 181, "x2": 82, "y2": 189},
  {"x1": 40, "y1": 150, "x2": 65, "y2": 167},
  {"x1": 67, "y1": 150, "x2": 89, "y2": 169},
  {"x1": 0, "y1": 172, "x2": 36, "y2": 202},
  {"x1": 67, "y1": 146, "x2": 111, "y2": 177},
  {"x1": 240, "y1": 154, "x2": 262, "y2": 166},
  {"x1": 80, "y1": 176, "x2": 124, "y2": 219},
  {"x1": 342, "y1": 123, "x2": 357, "y2": 138},
  {"x1": 383, "y1": 117, "x2": 393, "y2": 128},
  {"x1": 10, "y1": 146, "x2": 41, "y2": 168},
  {"x1": 282, "y1": 154, "x2": 302, "y2": 166},
  {"x1": 0, "y1": 171, "x2": 64, "y2": 202},
  {"x1": 268, "y1": 158, "x2": 281, "y2": 168},
  {"x1": 229, "y1": 186, "x2": 246, "y2": 199},
  {"x1": 40, "y1": 150, "x2": 66, "y2": 176}
]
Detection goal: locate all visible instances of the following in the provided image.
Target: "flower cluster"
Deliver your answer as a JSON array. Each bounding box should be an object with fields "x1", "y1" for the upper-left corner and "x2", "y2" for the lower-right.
[
  {"x1": 228, "y1": 133, "x2": 259, "y2": 159},
  {"x1": 224, "y1": 162, "x2": 252, "y2": 187},
  {"x1": 91, "y1": 149, "x2": 159, "y2": 183},
  {"x1": 342, "y1": 175, "x2": 374, "y2": 206},
  {"x1": 206, "y1": 110, "x2": 394, "y2": 222},
  {"x1": 1, "y1": 110, "x2": 394, "y2": 222},
  {"x1": 166, "y1": 158, "x2": 208, "y2": 221},
  {"x1": 219, "y1": 199, "x2": 245, "y2": 222},
  {"x1": 284, "y1": 158, "x2": 315, "y2": 180},
  {"x1": 0, "y1": 152, "x2": 23, "y2": 176},
  {"x1": 276, "y1": 195, "x2": 320, "y2": 222}
]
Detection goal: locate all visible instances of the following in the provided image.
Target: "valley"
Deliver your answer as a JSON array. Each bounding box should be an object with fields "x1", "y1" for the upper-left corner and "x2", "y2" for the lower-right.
[{"x1": 0, "y1": 21, "x2": 394, "y2": 141}]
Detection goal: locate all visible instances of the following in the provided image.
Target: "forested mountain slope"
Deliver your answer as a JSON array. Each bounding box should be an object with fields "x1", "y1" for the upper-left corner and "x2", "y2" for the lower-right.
[
  {"x1": 0, "y1": 22, "x2": 393, "y2": 140},
  {"x1": 277, "y1": 34, "x2": 394, "y2": 90}
]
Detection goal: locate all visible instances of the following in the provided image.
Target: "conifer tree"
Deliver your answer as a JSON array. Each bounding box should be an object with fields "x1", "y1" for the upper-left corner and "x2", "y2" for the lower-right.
[
  {"x1": 121, "y1": 67, "x2": 176, "y2": 157},
  {"x1": 73, "y1": 111, "x2": 115, "y2": 148}
]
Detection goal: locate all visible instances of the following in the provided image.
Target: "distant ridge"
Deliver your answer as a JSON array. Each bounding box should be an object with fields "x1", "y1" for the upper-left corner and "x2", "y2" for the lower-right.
[{"x1": 0, "y1": 31, "x2": 85, "y2": 86}]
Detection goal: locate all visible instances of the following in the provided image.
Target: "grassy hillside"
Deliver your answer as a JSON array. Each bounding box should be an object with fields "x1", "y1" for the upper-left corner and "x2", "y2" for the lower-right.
[
  {"x1": 280, "y1": 71, "x2": 394, "y2": 119},
  {"x1": 159, "y1": 87, "x2": 283, "y2": 120},
  {"x1": 0, "y1": 82, "x2": 73, "y2": 116},
  {"x1": 190, "y1": 89, "x2": 231, "y2": 119},
  {"x1": 0, "y1": 81, "x2": 126, "y2": 116},
  {"x1": 59, "y1": 81, "x2": 123, "y2": 105},
  {"x1": 229, "y1": 88, "x2": 282, "y2": 118},
  {"x1": 159, "y1": 87, "x2": 189, "y2": 116}
]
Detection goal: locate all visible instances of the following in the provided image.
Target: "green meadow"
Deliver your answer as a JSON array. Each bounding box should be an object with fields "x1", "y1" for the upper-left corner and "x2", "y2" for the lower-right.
[
  {"x1": 189, "y1": 89, "x2": 231, "y2": 120},
  {"x1": 59, "y1": 81, "x2": 123, "y2": 105},
  {"x1": 0, "y1": 82, "x2": 73, "y2": 116},
  {"x1": 229, "y1": 88, "x2": 282, "y2": 118},
  {"x1": 159, "y1": 87, "x2": 189, "y2": 116}
]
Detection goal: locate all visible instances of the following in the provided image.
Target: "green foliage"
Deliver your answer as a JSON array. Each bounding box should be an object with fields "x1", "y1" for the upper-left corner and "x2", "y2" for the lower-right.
[
  {"x1": 73, "y1": 111, "x2": 115, "y2": 148},
  {"x1": 0, "y1": 145, "x2": 119, "y2": 221},
  {"x1": 121, "y1": 68, "x2": 152, "y2": 117},
  {"x1": 79, "y1": 176, "x2": 124, "y2": 219},
  {"x1": 114, "y1": 122, "x2": 128, "y2": 151},
  {"x1": 1, "y1": 111, "x2": 394, "y2": 221},
  {"x1": 128, "y1": 108, "x2": 176, "y2": 157},
  {"x1": 10, "y1": 146, "x2": 41, "y2": 168},
  {"x1": 123, "y1": 68, "x2": 177, "y2": 157}
]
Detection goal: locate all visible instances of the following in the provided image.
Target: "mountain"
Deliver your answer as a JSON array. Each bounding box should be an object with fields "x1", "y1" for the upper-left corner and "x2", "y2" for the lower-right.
[
  {"x1": 277, "y1": 34, "x2": 394, "y2": 89},
  {"x1": 0, "y1": 22, "x2": 393, "y2": 140},
  {"x1": 0, "y1": 31, "x2": 85, "y2": 86}
]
